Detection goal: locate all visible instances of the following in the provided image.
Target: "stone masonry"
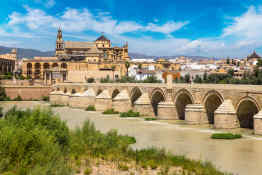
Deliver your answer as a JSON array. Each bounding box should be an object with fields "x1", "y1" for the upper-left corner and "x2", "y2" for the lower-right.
[{"x1": 49, "y1": 81, "x2": 262, "y2": 135}]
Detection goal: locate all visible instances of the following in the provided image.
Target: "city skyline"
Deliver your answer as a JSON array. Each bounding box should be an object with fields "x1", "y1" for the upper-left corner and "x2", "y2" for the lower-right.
[{"x1": 1, "y1": 0, "x2": 262, "y2": 57}]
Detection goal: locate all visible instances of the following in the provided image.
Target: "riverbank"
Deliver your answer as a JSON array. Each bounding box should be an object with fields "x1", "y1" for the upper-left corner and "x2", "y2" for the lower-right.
[
  {"x1": 0, "y1": 102, "x2": 230, "y2": 175},
  {"x1": 1, "y1": 101, "x2": 261, "y2": 175}
]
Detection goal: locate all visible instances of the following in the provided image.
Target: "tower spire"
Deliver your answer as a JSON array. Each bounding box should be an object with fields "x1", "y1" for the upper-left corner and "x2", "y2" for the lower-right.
[
  {"x1": 57, "y1": 27, "x2": 63, "y2": 41},
  {"x1": 56, "y1": 28, "x2": 64, "y2": 57}
]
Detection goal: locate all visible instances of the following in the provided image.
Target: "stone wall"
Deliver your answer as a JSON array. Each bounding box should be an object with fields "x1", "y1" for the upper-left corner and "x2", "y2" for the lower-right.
[
  {"x1": 3, "y1": 85, "x2": 51, "y2": 100},
  {"x1": 50, "y1": 82, "x2": 262, "y2": 135}
]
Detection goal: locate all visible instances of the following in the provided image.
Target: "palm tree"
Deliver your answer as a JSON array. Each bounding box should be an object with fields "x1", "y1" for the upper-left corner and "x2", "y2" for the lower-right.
[
  {"x1": 138, "y1": 64, "x2": 142, "y2": 70},
  {"x1": 111, "y1": 65, "x2": 116, "y2": 81},
  {"x1": 125, "y1": 61, "x2": 130, "y2": 77}
]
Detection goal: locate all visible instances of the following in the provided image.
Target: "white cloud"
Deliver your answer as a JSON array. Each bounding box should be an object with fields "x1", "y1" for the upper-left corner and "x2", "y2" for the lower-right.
[
  {"x1": 32, "y1": 0, "x2": 56, "y2": 8},
  {"x1": 8, "y1": 7, "x2": 188, "y2": 35},
  {"x1": 223, "y1": 6, "x2": 262, "y2": 39},
  {"x1": 46, "y1": 0, "x2": 55, "y2": 8},
  {"x1": 8, "y1": 6, "x2": 56, "y2": 30},
  {"x1": 0, "y1": 28, "x2": 33, "y2": 38},
  {"x1": 145, "y1": 21, "x2": 189, "y2": 34}
]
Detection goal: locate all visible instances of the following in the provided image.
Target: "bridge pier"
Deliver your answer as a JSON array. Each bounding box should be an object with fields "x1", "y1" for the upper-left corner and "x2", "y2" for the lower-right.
[
  {"x1": 95, "y1": 90, "x2": 112, "y2": 111},
  {"x1": 254, "y1": 111, "x2": 262, "y2": 135},
  {"x1": 68, "y1": 89, "x2": 96, "y2": 109},
  {"x1": 185, "y1": 104, "x2": 207, "y2": 124},
  {"x1": 69, "y1": 94, "x2": 83, "y2": 108},
  {"x1": 214, "y1": 100, "x2": 239, "y2": 129},
  {"x1": 83, "y1": 88, "x2": 96, "y2": 107},
  {"x1": 60, "y1": 92, "x2": 70, "y2": 106},
  {"x1": 157, "y1": 90, "x2": 177, "y2": 119},
  {"x1": 157, "y1": 101, "x2": 177, "y2": 120},
  {"x1": 50, "y1": 90, "x2": 63, "y2": 105},
  {"x1": 134, "y1": 93, "x2": 154, "y2": 117},
  {"x1": 112, "y1": 90, "x2": 132, "y2": 112}
]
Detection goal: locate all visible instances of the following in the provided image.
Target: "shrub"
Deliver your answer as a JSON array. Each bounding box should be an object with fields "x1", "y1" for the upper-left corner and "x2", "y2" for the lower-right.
[
  {"x1": 102, "y1": 108, "x2": 119, "y2": 114},
  {"x1": 211, "y1": 133, "x2": 242, "y2": 139},
  {"x1": 84, "y1": 167, "x2": 92, "y2": 175},
  {"x1": 87, "y1": 78, "x2": 95, "y2": 83},
  {"x1": 0, "y1": 107, "x2": 71, "y2": 175},
  {"x1": 120, "y1": 110, "x2": 140, "y2": 118},
  {"x1": 42, "y1": 96, "x2": 49, "y2": 101},
  {"x1": 144, "y1": 117, "x2": 157, "y2": 121},
  {"x1": 147, "y1": 160, "x2": 158, "y2": 169},
  {"x1": 85, "y1": 105, "x2": 96, "y2": 111},
  {"x1": 0, "y1": 86, "x2": 7, "y2": 101},
  {"x1": 50, "y1": 104, "x2": 65, "y2": 107},
  {"x1": 13, "y1": 95, "x2": 22, "y2": 101},
  {"x1": 118, "y1": 163, "x2": 129, "y2": 171},
  {"x1": 0, "y1": 107, "x2": 3, "y2": 118}
]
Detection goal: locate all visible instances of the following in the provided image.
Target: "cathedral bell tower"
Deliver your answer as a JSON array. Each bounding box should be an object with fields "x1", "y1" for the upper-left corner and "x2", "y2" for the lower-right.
[{"x1": 55, "y1": 28, "x2": 64, "y2": 57}]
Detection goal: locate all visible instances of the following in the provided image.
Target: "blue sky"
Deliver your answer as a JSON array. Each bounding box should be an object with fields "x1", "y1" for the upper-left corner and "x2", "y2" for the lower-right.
[{"x1": 1, "y1": 0, "x2": 262, "y2": 57}]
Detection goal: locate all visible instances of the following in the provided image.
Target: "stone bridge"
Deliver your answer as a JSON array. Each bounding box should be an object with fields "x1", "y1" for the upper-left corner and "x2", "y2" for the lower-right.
[{"x1": 49, "y1": 82, "x2": 262, "y2": 135}]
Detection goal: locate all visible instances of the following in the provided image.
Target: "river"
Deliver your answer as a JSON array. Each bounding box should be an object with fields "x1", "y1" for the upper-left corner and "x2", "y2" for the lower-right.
[{"x1": 1, "y1": 101, "x2": 262, "y2": 175}]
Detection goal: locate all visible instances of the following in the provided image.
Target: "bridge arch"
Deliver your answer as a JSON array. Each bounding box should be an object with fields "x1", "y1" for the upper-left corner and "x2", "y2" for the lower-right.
[
  {"x1": 236, "y1": 96, "x2": 260, "y2": 129},
  {"x1": 130, "y1": 87, "x2": 142, "y2": 106},
  {"x1": 174, "y1": 89, "x2": 194, "y2": 120},
  {"x1": 63, "y1": 87, "x2": 67, "y2": 93},
  {"x1": 96, "y1": 89, "x2": 103, "y2": 96},
  {"x1": 203, "y1": 90, "x2": 223, "y2": 124},
  {"x1": 151, "y1": 88, "x2": 166, "y2": 116},
  {"x1": 112, "y1": 89, "x2": 120, "y2": 99},
  {"x1": 71, "y1": 89, "x2": 76, "y2": 94}
]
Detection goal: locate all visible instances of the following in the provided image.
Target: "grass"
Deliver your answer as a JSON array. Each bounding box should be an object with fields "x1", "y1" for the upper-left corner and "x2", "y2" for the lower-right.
[
  {"x1": 50, "y1": 104, "x2": 65, "y2": 107},
  {"x1": 0, "y1": 107, "x2": 233, "y2": 175},
  {"x1": 42, "y1": 96, "x2": 50, "y2": 102},
  {"x1": 102, "y1": 108, "x2": 119, "y2": 114},
  {"x1": 211, "y1": 133, "x2": 242, "y2": 139},
  {"x1": 120, "y1": 110, "x2": 140, "y2": 118},
  {"x1": 84, "y1": 167, "x2": 92, "y2": 175},
  {"x1": 85, "y1": 105, "x2": 96, "y2": 111},
  {"x1": 144, "y1": 117, "x2": 157, "y2": 121}
]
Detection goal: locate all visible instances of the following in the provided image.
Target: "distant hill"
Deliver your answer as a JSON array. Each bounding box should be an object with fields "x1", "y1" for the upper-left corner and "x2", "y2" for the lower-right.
[
  {"x1": 0, "y1": 46, "x2": 215, "y2": 60},
  {"x1": 129, "y1": 52, "x2": 214, "y2": 60},
  {"x1": 0, "y1": 46, "x2": 54, "y2": 59}
]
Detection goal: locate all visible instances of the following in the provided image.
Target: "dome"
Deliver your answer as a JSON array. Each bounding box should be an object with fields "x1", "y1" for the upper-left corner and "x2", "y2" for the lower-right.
[{"x1": 96, "y1": 35, "x2": 110, "y2": 41}]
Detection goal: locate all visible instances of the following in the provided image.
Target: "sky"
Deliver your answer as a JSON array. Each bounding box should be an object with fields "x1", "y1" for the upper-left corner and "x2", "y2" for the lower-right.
[{"x1": 1, "y1": 0, "x2": 262, "y2": 57}]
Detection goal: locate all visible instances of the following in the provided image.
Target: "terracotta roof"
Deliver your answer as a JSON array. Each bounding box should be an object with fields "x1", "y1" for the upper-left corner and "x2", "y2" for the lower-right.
[
  {"x1": 96, "y1": 35, "x2": 110, "y2": 41},
  {"x1": 138, "y1": 69, "x2": 156, "y2": 75}
]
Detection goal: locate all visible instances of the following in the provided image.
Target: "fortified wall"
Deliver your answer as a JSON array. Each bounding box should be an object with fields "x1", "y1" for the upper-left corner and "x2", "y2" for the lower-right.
[{"x1": 3, "y1": 85, "x2": 51, "y2": 100}]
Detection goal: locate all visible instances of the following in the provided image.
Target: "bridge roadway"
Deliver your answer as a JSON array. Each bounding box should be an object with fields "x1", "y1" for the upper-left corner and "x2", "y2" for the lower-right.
[{"x1": 50, "y1": 82, "x2": 262, "y2": 134}]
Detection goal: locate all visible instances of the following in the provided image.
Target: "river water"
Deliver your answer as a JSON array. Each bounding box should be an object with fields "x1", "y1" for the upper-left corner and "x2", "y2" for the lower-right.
[{"x1": 1, "y1": 102, "x2": 262, "y2": 175}]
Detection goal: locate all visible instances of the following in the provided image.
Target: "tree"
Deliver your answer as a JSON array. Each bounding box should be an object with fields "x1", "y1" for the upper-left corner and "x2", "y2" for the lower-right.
[
  {"x1": 185, "y1": 74, "x2": 190, "y2": 83},
  {"x1": 257, "y1": 59, "x2": 262, "y2": 67},
  {"x1": 226, "y1": 57, "x2": 230, "y2": 64},
  {"x1": 138, "y1": 64, "x2": 142, "y2": 70},
  {"x1": 125, "y1": 61, "x2": 130, "y2": 77},
  {"x1": 203, "y1": 72, "x2": 208, "y2": 82},
  {"x1": 194, "y1": 75, "x2": 202, "y2": 83},
  {"x1": 227, "y1": 69, "x2": 234, "y2": 78}
]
